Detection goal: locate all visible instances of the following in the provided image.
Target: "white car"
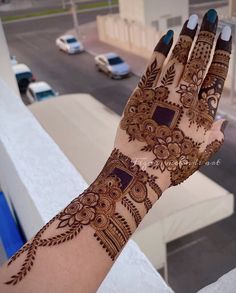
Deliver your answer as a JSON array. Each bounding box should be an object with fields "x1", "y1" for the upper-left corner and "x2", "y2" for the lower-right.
[
  {"x1": 12, "y1": 63, "x2": 35, "y2": 93},
  {"x1": 56, "y1": 35, "x2": 84, "y2": 54},
  {"x1": 26, "y1": 81, "x2": 58, "y2": 103},
  {"x1": 94, "y1": 53, "x2": 131, "y2": 79}
]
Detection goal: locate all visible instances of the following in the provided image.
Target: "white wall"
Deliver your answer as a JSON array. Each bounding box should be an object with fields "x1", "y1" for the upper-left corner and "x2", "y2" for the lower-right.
[
  {"x1": 0, "y1": 20, "x2": 19, "y2": 96},
  {"x1": 119, "y1": 0, "x2": 145, "y2": 24},
  {"x1": 119, "y1": 0, "x2": 188, "y2": 30}
]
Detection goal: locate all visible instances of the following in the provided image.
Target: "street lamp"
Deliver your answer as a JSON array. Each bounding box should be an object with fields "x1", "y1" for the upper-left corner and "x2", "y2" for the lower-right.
[{"x1": 70, "y1": 0, "x2": 79, "y2": 37}]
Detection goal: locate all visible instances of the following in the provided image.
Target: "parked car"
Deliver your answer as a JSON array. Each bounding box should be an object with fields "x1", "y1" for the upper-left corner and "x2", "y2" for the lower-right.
[
  {"x1": 94, "y1": 53, "x2": 131, "y2": 79},
  {"x1": 26, "y1": 81, "x2": 58, "y2": 103},
  {"x1": 10, "y1": 55, "x2": 18, "y2": 65},
  {"x1": 56, "y1": 35, "x2": 84, "y2": 54},
  {"x1": 12, "y1": 63, "x2": 35, "y2": 93}
]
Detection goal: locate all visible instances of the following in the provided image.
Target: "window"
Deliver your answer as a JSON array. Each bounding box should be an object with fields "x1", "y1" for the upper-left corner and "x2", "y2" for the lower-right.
[
  {"x1": 36, "y1": 90, "x2": 55, "y2": 101},
  {"x1": 15, "y1": 72, "x2": 32, "y2": 81},
  {"x1": 108, "y1": 57, "x2": 124, "y2": 65},
  {"x1": 66, "y1": 38, "x2": 77, "y2": 44},
  {"x1": 167, "y1": 16, "x2": 182, "y2": 28}
]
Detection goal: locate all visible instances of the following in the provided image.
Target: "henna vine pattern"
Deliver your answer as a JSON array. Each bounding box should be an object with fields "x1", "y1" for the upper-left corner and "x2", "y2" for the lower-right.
[{"x1": 5, "y1": 149, "x2": 161, "y2": 285}]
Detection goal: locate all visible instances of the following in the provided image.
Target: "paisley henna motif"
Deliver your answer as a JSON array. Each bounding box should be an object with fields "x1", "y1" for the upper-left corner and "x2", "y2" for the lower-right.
[{"x1": 5, "y1": 149, "x2": 161, "y2": 285}]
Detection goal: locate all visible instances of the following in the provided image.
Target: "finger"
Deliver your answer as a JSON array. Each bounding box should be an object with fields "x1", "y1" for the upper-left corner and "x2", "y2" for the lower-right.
[
  {"x1": 198, "y1": 26, "x2": 232, "y2": 126},
  {"x1": 182, "y1": 9, "x2": 218, "y2": 90},
  {"x1": 157, "y1": 14, "x2": 198, "y2": 88},
  {"x1": 138, "y1": 30, "x2": 173, "y2": 89},
  {"x1": 200, "y1": 119, "x2": 226, "y2": 164}
]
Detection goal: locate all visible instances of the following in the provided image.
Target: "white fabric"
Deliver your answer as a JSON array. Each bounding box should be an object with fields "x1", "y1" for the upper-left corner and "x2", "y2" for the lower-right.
[{"x1": 197, "y1": 268, "x2": 236, "y2": 293}]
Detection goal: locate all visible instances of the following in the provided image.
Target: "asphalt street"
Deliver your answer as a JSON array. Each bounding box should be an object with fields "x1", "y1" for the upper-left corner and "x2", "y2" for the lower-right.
[
  {"x1": 3, "y1": 8, "x2": 236, "y2": 293},
  {"x1": 3, "y1": 7, "x2": 136, "y2": 115}
]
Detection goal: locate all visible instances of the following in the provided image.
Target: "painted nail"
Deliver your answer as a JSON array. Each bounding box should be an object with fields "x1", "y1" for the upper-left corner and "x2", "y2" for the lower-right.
[
  {"x1": 200, "y1": 9, "x2": 218, "y2": 33},
  {"x1": 221, "y1": 25, "x2": 231, "y2": 41},
  {"x1": 163, "y1": 30, "x2": 174, "y2": 45},
  {"x1": 221, "y1": 120, "x2": 229, "y2": 133},
  {"x1": 207, "y1": 9, "x2": 217, "y2": 23},
  {"x1": 187, "y1": 14, "x2": 198, "y2": 30}
]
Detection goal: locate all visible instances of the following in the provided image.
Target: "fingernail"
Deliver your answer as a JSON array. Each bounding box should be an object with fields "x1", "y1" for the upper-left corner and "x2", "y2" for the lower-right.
[
  {"x1": 200, "y1": 9, "x2": 218, "y2": 33},
  {"x1": 221, "y1": 120, "x2": 229, "y2": 133},
  {"x1": 187, "y1": 14, "x2": 198, "y2": 30},
  {"x1": 163, "y1": 30, "x2": 174, "y2": 45},
  {"x1": 221, "y1": 25, "x2": 231, "y2": 41},
  {"x1": 207, "y1": 9, "x2": 217, "y2": 23}
]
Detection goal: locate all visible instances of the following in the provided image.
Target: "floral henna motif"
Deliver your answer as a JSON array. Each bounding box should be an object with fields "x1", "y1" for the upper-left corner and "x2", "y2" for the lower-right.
[
  {"x1": 171, "y1": 139, "x2": 223, "y2": 185},
  {"x1": 170, "y1": 36, "x2": 193, "y2": 65},
  {"x1": 177, "y1": 69, "x2": 214, "y2": 130},
  {"x1": 5, "y1": 149, "x2": 161, "y2": 285}
]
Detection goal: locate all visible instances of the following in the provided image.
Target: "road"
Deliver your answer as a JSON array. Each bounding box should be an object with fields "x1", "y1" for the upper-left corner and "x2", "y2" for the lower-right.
[
  {"x1": 4, "y1": 7, "x2": 136, "y2": 114},
  {"x1": 3, "y1": 8, "x2": 236, "y2": 293}
]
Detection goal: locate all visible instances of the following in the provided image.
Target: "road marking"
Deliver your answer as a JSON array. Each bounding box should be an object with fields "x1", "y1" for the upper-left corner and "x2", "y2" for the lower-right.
[
  {"x1": 167, "y1": 236, "x2": 207, "y2": 257},
  {"x1": 3, "y1": 5, "x2": 118, "y2": 24}
]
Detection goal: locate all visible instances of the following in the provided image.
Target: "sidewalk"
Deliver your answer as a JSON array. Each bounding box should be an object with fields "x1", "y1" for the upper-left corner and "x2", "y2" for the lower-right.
[{"x1": 72, "y1": 21, "x2": 236, "y2": 123}]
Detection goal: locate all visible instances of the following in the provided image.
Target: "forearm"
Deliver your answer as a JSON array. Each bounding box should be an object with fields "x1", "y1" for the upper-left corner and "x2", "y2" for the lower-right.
[{"x1": 0, "y1": 149, "x2": 165, "y2": 293}]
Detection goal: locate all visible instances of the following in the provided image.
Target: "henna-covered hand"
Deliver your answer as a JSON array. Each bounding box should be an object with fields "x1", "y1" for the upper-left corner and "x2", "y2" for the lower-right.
[
  {"x1": 3, "y1": 10, "x2": 232, "y2": 288},
  {"x1": 115, "y1": 9, "x2": 232, "y2": 189}
]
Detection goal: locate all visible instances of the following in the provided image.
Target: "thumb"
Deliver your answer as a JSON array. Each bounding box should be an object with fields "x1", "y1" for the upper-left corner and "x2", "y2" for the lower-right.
[
  {"x1": 200, "y1": 119, "x2": 227, "y2": 165},
  {"x1": 208, "y1": 119, "x2": 228, "y2": 144}
]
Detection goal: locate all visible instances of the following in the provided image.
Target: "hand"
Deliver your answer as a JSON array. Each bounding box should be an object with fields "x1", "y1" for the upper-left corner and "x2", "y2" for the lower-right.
[{"x1": 115, "y1": 9, "x2": 231, "y2": 192}]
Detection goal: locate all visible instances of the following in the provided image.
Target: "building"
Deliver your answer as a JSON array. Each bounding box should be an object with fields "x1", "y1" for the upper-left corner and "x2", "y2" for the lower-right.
[{"x1": 97, "y1": 0, "x2": 188, "y2": 58}]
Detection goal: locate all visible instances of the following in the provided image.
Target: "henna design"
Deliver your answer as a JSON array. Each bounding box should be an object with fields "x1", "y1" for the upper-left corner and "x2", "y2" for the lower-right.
[
  {"x1": 170, "y1": 36, "x2": 193, "y2": 65},
  {"x1": 161, "y1": 64, "x2": 175, "y2": 86},
  {"x1": 171, "y1": 139, "x2": 223, "y2": 185},
  {"x1": 144, "y1": 198, "x2": 152, "y2": 213},
  {"x1": 94, "y1": 212, "x2": 132, "y2": 260},
  {"x1": 177, "y1": 33, "x2": 231, "y2": 131},
  {"x1": 121, "y1": 196, "x2": 142, "y2": 227},
  {"x1": 198, "y1": 39, "x2": 231, "y2": 120},
  {"x1": 139, "y1": 59, "x2": 160, "y2": 89},
  {"x1": 120, "y1": 83, "x2": 206, "y2": 182},
  {"x1": 5, "y1": 149, "x2": 161, "y2": 285},
  {"x1": 177, "y1": 69, "x2": 214, "y2": 130}
]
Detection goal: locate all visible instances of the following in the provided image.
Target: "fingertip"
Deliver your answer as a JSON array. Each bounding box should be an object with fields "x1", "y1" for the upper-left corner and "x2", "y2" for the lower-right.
[
  {"x1": 180, "y1": 15, "x2": 198, "y2": 39},
  {"x1": 216, "y1": 26, "x2": 232, "y2": 53},
  {"x1": 200, "y1": 9, "x2": 218, "y2": 33},
  {"x1": 154, "y1": 30, "x2": 174, "y2": 56}
]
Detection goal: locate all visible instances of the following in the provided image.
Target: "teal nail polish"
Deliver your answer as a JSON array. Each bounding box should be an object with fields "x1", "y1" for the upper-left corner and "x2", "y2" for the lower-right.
[
  {"x1": 207, "y1": 9, "x2": 217, "y2": 23},
  {"x1": 163, "y1": 30, "x2": 173, "y2": 45}
]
